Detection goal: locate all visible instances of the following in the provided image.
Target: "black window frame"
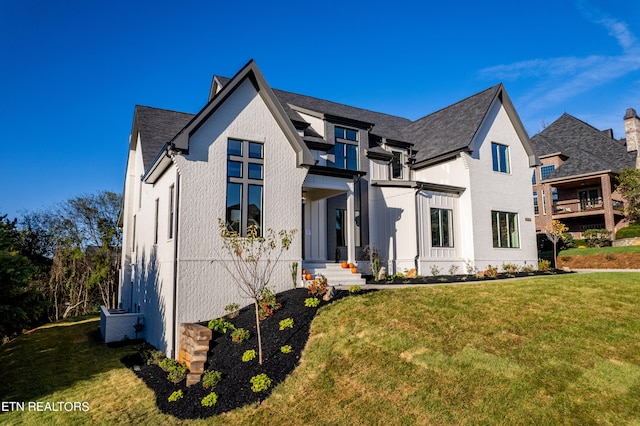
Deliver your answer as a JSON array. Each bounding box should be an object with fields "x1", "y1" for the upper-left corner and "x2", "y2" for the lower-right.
[{"x1": 226, "y1": 138, "x2": 264, "y2": 236}]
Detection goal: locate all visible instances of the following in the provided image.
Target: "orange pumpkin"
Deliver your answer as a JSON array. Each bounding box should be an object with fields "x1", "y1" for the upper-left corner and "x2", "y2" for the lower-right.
[
  {"x1": 341, "y1": 261, "x2": 348, "y2": 268},
  {"x1": 351, "y1": 267, "x2": 357, "y2": 274},
  {"x1": 305, "y1": 273, "x2": 312, "y2": 280},
  {"x1": 348, "y1": 263, "x2": 354, "y2": 269},
  {"x1": 302, "y1": 269, "x2": 306, "y2": 275}
]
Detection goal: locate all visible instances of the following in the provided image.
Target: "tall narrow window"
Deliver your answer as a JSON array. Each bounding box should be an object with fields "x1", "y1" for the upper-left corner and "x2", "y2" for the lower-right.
[
  {"x1": 491, "y1": 211, "x2": 519, "y2": 248},
  {"x1": 491, "y1": 142, "x2": 510, "y2": 173},
  {"x1": 334, "y1": 126, "x2": 358, "y2": 170},
  {"x1": 391, "y1": 151, "x2": 403, "y2": 179},
  {"x1": 154, "y1": 198, "x2": 159, "y2": 244},
  {"x1": 533, "y1": 191, "x2": 539, "y2": 215},
  {"x1": 168, "y1": 185, "x2": 175, "y2": 239},
  {"x1": 226, "y1": 139, "x2": 264, "y2": 236},
  {"x1": 431, "y1": 208, "x2": 454, "y2": 247},
  {"x1": 336, "y1": 209, "x2": 360, "y2": 247},
  {"x1": 132, "y1": 215, "x2": 136, "y2": 251}
]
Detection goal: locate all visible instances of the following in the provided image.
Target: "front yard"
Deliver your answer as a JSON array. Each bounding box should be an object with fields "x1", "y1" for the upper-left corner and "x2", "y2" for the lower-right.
[{"x1": 2, "y1": 272, "x2": 640, "y2": 425}]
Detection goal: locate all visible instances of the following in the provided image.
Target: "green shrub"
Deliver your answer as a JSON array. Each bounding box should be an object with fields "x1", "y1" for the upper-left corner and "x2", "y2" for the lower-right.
[
  {"x1": 521, "y1": 264, "x2": 535, "y2": 274},
  {"x1": 207, "y1": 318, "x2": 235, "y2": 334},
  {"x1": 224, "y1": 303, "x2": 240, "y2": 318},
  {"x1": 538, "y1": 258, "x2": 551, "y2": 272},
  {"x1": 280, "y1": 345, "x2": 292, "y2": 353},
  {"x1": 242, "y1": 349, "x2": 256, "y2": 362},
  {"x1": 158, "y1": 358, "x2": 188, "y2": 383},
  {"x1": 168, "y1": 390, "x2": 183, "y2": 402},
  {"x1": 231, "y1": 327, "x2": 249, "y2": 343},
  {"x1": 167, "y1": 366, "x2": 187, "y2": 384},
  {"x1": 158, "y1": 358, "x2": 179, "y2": 372},
  {"x1": 583, "y1": 229, "x2": 612, "y2": 248},
  {"x1": 139, "y1": 344, "x2": 165, "y2": 365},
  {"x1": 348, "y1": 285, "x2": 361, "y2": 294},
  {"x1": 616, "y1": 223, "x2": 640, "y2": 239},
  {"x1": 201, "y1": 392, "x2": 218, "y2": 407},
  {"x1": 573, "y1": 239, "x2": 587, "y2": 247},
  {"x1": 279, "y1": 318, "x2": 294, "y2": 330},
  {"x1": 250, "y1": 373, "x2": 272, "y2": 392},
  {"x1": 305, "y1": 297, "x2": 320, "y2": 308},
  {"x1": 561, "y1": 232, "x2": 576, "y2": 248},
  {"x1": 501, "y1": 263, "x2": 519, "y2": 274},
  {"x1": 202, "y1": 370, "x2": 222, "y2": 389}
]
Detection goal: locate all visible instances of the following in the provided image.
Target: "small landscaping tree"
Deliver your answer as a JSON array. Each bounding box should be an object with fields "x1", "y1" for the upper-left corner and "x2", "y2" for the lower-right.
[
  {"x1": 617, "y1": 167, "x2": 640, "y2": 223},
  {"x1": 215, "y1": 219, "x2": 296, "y2": 365},
  {"x1": 544, "y1": 220, "x2": 568, "y2": 268}
]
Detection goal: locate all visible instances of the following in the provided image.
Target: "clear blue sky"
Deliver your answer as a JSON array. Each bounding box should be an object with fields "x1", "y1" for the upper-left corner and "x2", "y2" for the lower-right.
[{"x1": 1, "y1": 0, "x2": 639, "y2": 220}]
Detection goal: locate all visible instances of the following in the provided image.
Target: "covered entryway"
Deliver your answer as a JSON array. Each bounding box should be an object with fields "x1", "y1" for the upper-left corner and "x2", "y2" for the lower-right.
[{"x1": 302, "y1": 173, "x2": 357, "y2": 264}]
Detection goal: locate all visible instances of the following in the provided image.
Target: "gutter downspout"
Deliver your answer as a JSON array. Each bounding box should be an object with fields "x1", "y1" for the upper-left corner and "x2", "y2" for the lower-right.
[
  {"x1": 171, "y1": 167, "x2": 181, "y2": 359},
  {"x1": 414, "y1": 187, "x2": 422, "y2": 274}
]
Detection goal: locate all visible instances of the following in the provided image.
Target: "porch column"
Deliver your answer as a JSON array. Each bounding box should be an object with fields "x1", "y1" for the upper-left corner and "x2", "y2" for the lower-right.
[
  {"x1": 346, "y1": 181, "x2": 356, "y2": 264},
  {"x1": 601, "y1": 174, "x2": 615, "y2": 238}
]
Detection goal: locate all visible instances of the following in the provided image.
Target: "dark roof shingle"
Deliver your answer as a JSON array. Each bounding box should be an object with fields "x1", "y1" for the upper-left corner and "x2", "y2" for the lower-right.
[
  {"x1": 531, "y1": 113, "x2": 636, "y2": 180},
  {"x1": 401, "y1": 85, "x2": 502, "y2": 163},
  {"x1": 135, "y1": 105, "x2": 194, "y2": 170}
]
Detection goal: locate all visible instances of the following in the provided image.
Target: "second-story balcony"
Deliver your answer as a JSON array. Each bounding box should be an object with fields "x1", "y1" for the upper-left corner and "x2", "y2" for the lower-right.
[{"x1": 553, "y1": 199, "x2": 625, "y2": 217}]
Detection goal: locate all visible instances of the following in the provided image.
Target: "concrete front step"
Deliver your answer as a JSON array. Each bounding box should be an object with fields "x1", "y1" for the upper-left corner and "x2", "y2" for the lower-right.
[{"x1": 302, "y1": 262, "x2": 366, "y2": 286}]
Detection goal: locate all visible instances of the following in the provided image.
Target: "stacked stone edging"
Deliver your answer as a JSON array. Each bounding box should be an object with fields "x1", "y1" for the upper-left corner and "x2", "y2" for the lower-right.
[
  {"x1": 178, "y1": 323, "x2": 212, "y2": 386},
  {"x1": 613, "y1": 237, "x2": 640, "y2": 247}
]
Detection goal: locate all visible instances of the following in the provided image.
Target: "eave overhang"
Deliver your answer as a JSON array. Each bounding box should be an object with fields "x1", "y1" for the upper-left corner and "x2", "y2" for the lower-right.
[
  {"x1": 142, "y1": 143, "x2": 175, "y2": 184},
  {"x1": 541, "y1": 170, "x2": 614, "y2": 185},
  {"x1": 371, "y1": 179, "x2": 466, "y2": 195},
  {"x1": 309, "y1": 165, "x2": 366, "y2": 179}
]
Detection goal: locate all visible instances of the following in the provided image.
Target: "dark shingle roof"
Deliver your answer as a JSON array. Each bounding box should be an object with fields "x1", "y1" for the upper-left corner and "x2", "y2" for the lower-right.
[
  {"x1": 135, "y1": 105, "x2": 194, "y2": 170},
  {"x1": 272, "y1": 88, "x2": 412, "y2": 140},
  {"x1": 140, "y1": 71, "x2": 514, "y2": 171},
  {"x1": 531, "y1": 113, "x2": 636, "y2": 180},
  {"x1": 401, "y1": 85, "x2": 502, "y2": 163}
]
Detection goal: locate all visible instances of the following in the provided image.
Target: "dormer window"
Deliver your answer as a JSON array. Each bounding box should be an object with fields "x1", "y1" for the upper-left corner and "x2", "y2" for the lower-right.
[
  {"x1": 335, "y1": 126, "x2": 358, "y2": 141},
  {"x1": 391, "y1": 151, "x2": 404, "y2": 179},
  {"x1": 333, "y1": 126, "x2": 358, "y2": 170}
]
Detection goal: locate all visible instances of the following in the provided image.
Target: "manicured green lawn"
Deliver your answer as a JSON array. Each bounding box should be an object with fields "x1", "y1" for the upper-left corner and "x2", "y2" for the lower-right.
[
  {"x1": 2, "y1": 273, "x2": 640, "y2": 425},
  {"x1": 559, "y1": 245, "x2": 640, "y2": 256}
]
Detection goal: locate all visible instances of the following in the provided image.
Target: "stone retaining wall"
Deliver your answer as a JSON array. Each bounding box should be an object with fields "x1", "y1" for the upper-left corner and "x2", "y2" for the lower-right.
[{"x1": 613, "y1": 237, "x2": 640, "y2": 247}]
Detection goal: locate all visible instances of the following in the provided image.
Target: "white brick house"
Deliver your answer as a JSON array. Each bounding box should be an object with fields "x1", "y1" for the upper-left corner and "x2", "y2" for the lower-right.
[{"x1": 116, "y1": 60, "x2": 538, "y2": 357}]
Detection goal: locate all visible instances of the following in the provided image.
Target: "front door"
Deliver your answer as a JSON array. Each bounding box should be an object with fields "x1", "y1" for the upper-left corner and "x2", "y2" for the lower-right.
[{"x1": 303, "y1": 198, "x2": 328, "y2": 261}]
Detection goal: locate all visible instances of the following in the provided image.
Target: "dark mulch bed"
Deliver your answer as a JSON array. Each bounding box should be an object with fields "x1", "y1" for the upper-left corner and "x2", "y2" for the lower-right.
[
  {"x1": 122, "y1": 288, "x2": 355, "y2": 420},
  {"x1": 365, "y1": 269, "x2": 572, "y2": 284}
]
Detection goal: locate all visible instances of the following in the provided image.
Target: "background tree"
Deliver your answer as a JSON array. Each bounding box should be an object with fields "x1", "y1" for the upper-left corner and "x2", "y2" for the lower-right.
[
  {"x1": 617, "y1": 167, "x2": 640, "y2": 223},
  {"x1": 47, "y1": 191, "x2": 122, "y2": 318},
  {"x1": 216, "y1": 219, "x2": 296, "y2": 365},
  {"x1": 544, "y1": 219, "x2": 568, "y2": 268},
  {"x1": 0, "y1": 215, "x2": 48, "y2": 340},
  {"x1": 18, "y1": 191, "x2": 122, "y2": 321}
]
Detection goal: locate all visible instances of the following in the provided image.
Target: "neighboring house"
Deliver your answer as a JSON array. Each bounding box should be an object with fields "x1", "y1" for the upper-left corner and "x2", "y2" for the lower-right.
[
  {"x1": 116, "y1": 60, "x2": 538, "y2": 357},
  {"x1": 530, "y1": 110, "x2": 640, "y2": 239}
]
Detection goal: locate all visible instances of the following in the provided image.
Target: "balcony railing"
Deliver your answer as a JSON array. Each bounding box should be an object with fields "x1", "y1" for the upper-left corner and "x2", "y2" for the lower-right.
[{"x1": 553, "y1": 199, "x2": 624, "y2": 215}]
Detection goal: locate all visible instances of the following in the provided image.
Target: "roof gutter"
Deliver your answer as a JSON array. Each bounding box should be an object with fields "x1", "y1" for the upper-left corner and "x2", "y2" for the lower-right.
[
  {"x1": 542, "y1": 169, "x2": 614, "y2": 184},
  {"x1": 142, "y1": 143, "x2": 178, "y2": 184}
]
